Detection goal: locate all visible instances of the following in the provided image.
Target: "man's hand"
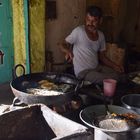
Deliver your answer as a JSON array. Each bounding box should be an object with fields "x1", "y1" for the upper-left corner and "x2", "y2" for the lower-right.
[
  {"x1": 99, "y1": 51, "x2": 125, "y2": 73},
  {"x1": 65, "y1": 51, "x2": 73, "y2": 62},
  {"x1": 113, "y1": 64, "x2": 124, "y2": 73},
  {"x1": 58, "y1": 40, "x2": 73, "y2": 62}
]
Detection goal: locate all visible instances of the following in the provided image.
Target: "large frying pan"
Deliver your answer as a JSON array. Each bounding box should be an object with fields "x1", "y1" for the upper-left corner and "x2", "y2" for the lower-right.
[{"x1": 10, "y1": 65, "x2": 83, "y2": 106}]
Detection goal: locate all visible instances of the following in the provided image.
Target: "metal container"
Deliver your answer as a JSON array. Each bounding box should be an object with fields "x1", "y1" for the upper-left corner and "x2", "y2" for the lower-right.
[
  {"x1": 10, "y1": 72, "x2": 82, "y2": 106},
  {"x1": 80, "y1": 105, "x2": 140, "y2": 140},
  {"x1": 0, "y1": 104, "x2": 93, "y2": 140},
  {"x1": 11, "y1": 64, "x2": 91, "y2": 106},
  {"x1": 121, "y1": 94, "x2": 140, "y2": 114}
]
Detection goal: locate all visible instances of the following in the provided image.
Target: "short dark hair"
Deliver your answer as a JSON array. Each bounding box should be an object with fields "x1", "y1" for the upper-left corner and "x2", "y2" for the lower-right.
[{"x1": 86, "y1": 6, "x2": 103, "y2": 18}]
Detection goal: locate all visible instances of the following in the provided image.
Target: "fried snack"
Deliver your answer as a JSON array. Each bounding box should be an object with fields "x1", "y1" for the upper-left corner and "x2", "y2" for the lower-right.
[
  {"x1": 27, "y1": 88, "x2": 63, "y2": 96},
  {"x1": 38, "y1": 80, "x2": 57, "y2": 90},
  {"x1": 132, "y1": 76, "x2": 140, "y2": 84}
]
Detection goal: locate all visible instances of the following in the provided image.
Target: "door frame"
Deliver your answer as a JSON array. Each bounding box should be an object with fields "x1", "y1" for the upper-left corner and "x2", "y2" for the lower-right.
[{"x1": 23, "y1": 0, "x2": 30, "y2": 73}]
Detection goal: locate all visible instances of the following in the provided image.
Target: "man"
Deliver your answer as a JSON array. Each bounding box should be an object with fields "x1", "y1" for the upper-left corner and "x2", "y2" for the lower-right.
[{"x1": 59, "y1": 6, "x2": 124, "y2": 84}]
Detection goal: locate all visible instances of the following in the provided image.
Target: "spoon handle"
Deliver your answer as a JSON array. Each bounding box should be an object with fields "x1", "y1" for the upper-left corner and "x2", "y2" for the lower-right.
[{"x1": 95, "y1": 84, "x2": 111, "y2": 115}]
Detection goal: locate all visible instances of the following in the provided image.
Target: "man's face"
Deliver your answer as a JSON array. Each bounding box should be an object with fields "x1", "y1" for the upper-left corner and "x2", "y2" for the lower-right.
[{"x1": 85, "y1": 13, "x2": 101, "y2": 33}]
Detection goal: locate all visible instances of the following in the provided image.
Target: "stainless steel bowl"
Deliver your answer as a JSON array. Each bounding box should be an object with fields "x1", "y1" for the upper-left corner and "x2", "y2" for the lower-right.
[
  {"x1": 121, "y1": 94, "x2": 140, "y2": 114},
  {"x1": 79, "y1": 105, "x2": 138, "y2": 133}
]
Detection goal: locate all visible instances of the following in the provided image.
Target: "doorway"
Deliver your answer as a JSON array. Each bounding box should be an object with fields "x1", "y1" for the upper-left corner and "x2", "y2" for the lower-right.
[{"x1": 0, "y1": 0, "x2": 14, "y2": 83}]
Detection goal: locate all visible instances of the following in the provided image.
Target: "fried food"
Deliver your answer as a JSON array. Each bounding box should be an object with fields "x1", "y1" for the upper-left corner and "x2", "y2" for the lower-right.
[
  {"x1": 27, "y1": 88, "x2": 63, "y2": 96},
  {"x1": 26, "y1": 80, "x2": 72, "y2": 96},
  {"x1": 132, "y1": 76, "x2": 140, "y2": 84},
  {"x1": 38, "y1": 80, "x2": 57, "y2": 90},
  {"x1": 98, "y1": 113, "x2": 140, "y2": 130}
]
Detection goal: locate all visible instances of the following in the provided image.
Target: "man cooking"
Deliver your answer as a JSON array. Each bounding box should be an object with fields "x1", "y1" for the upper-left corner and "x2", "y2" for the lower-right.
[{"x1": 59, "y1": 5, "x2": 124, "y2": 84}]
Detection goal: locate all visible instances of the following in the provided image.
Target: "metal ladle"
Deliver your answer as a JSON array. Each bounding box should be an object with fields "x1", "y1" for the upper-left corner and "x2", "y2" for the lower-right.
[{"x1": 95, "y1": 84, "x2": 111, "y2": 116}]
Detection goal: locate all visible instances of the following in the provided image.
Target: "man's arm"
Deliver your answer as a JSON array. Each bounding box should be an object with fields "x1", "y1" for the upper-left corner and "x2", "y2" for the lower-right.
[
  {"x1": 99, "y1": 50, "x2": 124, "y2": 73},
  {"x1": 58, "y1": 40, "x2": 73, "y2": 62}
]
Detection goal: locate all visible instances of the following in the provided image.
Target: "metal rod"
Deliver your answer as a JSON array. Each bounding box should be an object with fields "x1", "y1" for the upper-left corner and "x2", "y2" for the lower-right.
[{"x1": 95, "y1": 84, "x2": 110, "y2": 115}]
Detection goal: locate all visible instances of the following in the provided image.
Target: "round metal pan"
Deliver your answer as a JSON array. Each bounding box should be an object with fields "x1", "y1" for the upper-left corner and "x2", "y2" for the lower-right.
[
  {"x1": 79, "y1": 105, "x2": 138, "y2": 133},
  {"x1": 10, "y1": 72, "x2": 81, "y2": 106}
]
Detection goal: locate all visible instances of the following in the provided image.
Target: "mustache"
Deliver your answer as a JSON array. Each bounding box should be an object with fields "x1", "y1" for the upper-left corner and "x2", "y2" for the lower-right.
[{"x1": 87, "y1": 25, "x2": 96, "y2": 28}]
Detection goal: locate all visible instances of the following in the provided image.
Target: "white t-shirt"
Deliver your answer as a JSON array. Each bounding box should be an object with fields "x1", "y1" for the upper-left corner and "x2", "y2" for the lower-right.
[{"x1": 65, "y1": 25, "x2": 106, "y2": 76}]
